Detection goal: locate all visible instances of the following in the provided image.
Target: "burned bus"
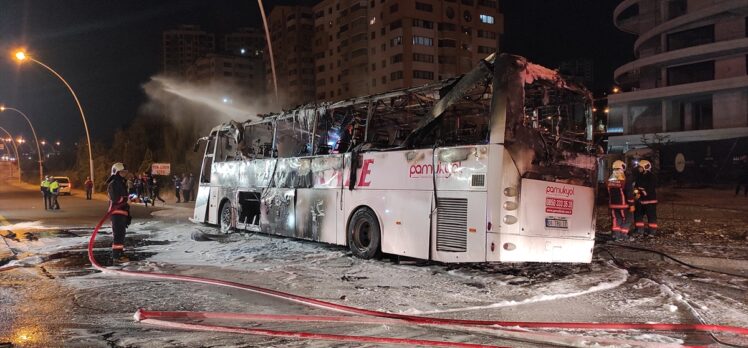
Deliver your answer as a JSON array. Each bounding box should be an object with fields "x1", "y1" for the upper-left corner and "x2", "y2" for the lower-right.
[{"x1": 192, "y1": 53, "x2": 598, "y2": 263}]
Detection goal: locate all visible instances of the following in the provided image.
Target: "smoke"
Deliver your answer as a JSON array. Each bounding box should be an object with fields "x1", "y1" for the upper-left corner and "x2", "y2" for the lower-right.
[{"x1": 140, "y1": 75, "x2": 273, "y2": 132}]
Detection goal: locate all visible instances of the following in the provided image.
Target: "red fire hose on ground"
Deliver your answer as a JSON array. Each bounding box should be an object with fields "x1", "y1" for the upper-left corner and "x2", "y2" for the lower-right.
[{"x1": 78, "y1": 210, "x2": 747, "y2": 347}]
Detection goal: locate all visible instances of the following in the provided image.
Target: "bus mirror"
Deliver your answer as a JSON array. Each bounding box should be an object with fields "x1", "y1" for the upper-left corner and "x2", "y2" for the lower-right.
[{"x1": 193, "y1": 136, "x2": 209, "y2": 152}]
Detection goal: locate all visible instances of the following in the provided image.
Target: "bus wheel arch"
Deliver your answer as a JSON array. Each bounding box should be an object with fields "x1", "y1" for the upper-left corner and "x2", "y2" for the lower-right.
[
  {"x1": 346, "y1": 206, "x2": 382, "y2": 259},
  {"x1": 218, "y1": 198, "x2": 233, "y2": 233}
]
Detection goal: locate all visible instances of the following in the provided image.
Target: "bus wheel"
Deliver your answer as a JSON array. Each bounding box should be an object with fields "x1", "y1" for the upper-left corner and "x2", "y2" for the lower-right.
[
  {"x1": 219, "y1": 202, "x2": 232, "y2": 233},
  {"x1": 348, "y1": 208, "x2": 381, "y2": 259}
]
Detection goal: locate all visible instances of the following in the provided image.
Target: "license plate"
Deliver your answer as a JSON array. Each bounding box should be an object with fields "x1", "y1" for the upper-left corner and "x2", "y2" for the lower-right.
[{"x1": 545, "y1": 218, "x2": 568, "y2": 229}]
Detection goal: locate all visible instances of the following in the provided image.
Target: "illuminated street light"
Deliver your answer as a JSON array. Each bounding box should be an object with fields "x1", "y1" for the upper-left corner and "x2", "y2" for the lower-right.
[
  {"x1": 0, "y1": 126, "x2": 22, "y2": 181},
  {"x1": 0, "y1": 105, "x2": 44, "y2": 181},
  {"x1": 55, "y1": 141, "x2": 61, "y2": 146},
  {"x1": 604, "y1": 107, "x2": 610, "y2": 114},
  {"x1": 612, "y1": 86, "x2": 620, "y2": 94},
  {"x1": 13, "y1": 49, "x2": 95, "y2": 187}
]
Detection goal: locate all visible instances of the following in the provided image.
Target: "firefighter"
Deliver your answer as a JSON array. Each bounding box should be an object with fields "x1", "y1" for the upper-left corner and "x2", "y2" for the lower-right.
[
  {"x1": 633, "y1": 159, "x2": 658, "y2": 236},
  {"x1": 40, "y1": 176, "x2": 51, "y2": 210},
  {"x1": 606, "y1": 160, "x2": 634, "y2": 241},
  {"x1": 107, "y1": 162, "x2": 131, "y2": 263}
]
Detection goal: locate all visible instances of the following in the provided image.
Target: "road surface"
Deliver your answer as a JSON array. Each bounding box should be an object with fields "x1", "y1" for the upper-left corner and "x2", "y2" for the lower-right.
[{"x1": 1, "y1": 180, "x2": 747, "y2": 347}]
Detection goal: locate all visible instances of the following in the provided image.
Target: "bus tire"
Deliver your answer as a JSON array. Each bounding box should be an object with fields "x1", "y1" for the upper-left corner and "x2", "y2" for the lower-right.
[
  {"x1": 347, "y1": 208, "x2": 381, "y2": 259},
  {"x1": 219, "y1": 201, "x2": 232, "y2": 234}
]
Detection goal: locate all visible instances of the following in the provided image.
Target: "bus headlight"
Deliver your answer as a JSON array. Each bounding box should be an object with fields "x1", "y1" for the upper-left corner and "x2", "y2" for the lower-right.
[
  {"x1": 503, "y1": 215, "x2": 517, "y2": 224},
  {"x1": 503, "y1": 187, "x2": 518, "y2": 197}
]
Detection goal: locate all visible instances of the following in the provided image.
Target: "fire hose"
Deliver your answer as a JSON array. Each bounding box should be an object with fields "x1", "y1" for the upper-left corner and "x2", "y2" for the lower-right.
[{"x1": 78, "y1": 209, "x2": 746, "y2": 346}]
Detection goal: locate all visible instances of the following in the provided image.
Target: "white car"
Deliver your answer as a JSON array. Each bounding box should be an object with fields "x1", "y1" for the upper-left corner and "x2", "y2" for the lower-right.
[{"x1": 52, "y1": 176, "x2": 72, "y2": 195}]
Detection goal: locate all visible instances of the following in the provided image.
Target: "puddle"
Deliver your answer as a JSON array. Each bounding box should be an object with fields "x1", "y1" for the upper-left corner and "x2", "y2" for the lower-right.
[{"x1": 44, "y1": 250, "x2": 158, "y2": 277}]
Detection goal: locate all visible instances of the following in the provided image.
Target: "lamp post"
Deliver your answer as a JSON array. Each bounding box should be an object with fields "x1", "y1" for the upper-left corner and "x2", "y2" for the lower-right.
[
  {"x1": 0, "y1": 126, "x2": 22, "y2": 182},
  {"x1": 0, "y1": 106, "x2": 44, "y2": 181},
  {"x1": 257, "y1": 0, "x2": 279, "y2": 105},
  {"x1": 13, "y1": 50, "x2": 95, "y2": 187}
]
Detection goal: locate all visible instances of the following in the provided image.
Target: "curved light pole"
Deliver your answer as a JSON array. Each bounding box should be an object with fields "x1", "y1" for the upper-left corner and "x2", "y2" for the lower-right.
[
  {"x1": 257, "y1": 0, "x2": 279, "y2": 105},
  {"x1": 13, "y1": 50, "x2": 95, "y2": 187},
  {"x1": 0, "y1": 126, "x2": 22, "y2": 182},
  {"x1": 0, "y1": 106, "x2": 44, "y2": 181}
]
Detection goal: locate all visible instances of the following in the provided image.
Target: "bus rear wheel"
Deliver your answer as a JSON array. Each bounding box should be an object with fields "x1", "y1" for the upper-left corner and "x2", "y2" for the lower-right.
[
  {"x1": 219, "y1": 201, "x2": 232, "y2": 233},
  {"x1": 348, "y1": 208, "x2": 381, "y2": 259}
]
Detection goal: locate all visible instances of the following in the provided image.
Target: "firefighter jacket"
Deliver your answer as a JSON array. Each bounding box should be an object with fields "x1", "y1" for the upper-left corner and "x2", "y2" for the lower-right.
[
  {"x1": 606, "y1": 172, "x2": 634, "y2": 209},
  {"x1": 107, "y1": 174, "x2": 130, "y2": 216},
  {"x1": 634, "y1": 171, "x2": 657, "y2": 204}
]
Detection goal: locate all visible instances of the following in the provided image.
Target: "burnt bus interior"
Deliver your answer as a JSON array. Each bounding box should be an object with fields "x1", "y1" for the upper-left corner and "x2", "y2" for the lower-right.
[{"x1": 200, "y1": 54, "x2": 595, "y2": 188}]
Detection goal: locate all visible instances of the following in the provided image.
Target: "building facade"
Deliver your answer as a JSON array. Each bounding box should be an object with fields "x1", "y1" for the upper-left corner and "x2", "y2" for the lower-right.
[
  {"x1": 186, "y1": 53, "x2": 266, "y2": 97},
  {"x1": 609, "y1": 0, "x2": 748, "y2": 153},
  {"x1": 312, "y1": 0, "x2": 503, "y2": 102},
  {"x1": 224, "y1": 27, "x2": 266, "y2": 58},
  {"x1": 266, "y1": 6, "x2": 317, "y2": 108},
  {"x1": 162, "y1": 25, "x2": 216, "y2": 77}
]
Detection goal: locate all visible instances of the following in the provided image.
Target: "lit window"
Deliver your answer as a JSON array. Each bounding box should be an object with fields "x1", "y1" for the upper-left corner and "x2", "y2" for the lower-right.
[{"x1": 479, "y1": 14, "x2": 494, "y2": 24}]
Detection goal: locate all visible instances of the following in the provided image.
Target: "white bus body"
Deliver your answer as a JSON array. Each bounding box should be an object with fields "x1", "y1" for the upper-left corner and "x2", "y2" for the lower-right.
[{"x1": 193, "y1": 54, "x2": 598, "y2": 263}]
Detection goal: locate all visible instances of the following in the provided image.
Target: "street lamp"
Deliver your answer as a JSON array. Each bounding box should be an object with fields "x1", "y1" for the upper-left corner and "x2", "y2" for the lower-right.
[
  {"x1": 0, "y1": 126, "x2": 22, "y2": 182},
  {"x1": 13, "y1": 49, "x2": 95, "y2": 187},
  {"x1": 0, "y1": 106, "x2": 44, "y2": 181}
]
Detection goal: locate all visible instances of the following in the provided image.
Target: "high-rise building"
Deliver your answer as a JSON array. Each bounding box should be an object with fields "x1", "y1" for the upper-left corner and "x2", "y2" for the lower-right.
[
  {"x1": 609, "y1": 0, "x2": 748, "y2": 153},
  {"x1": 313, "y1": 0, "x2": 503, "y2": 102},
  {"x1": 187, "y1": 53, "x2": 266, "y2": 97},
  {"x1": 162, "y1": 25, "x2": 216, "y2": 77},
  {"x1": 266, "y1": 6, "x2": 317, "y2": 108},
  {"x1": 224, "y1": 27, "x2": 266, "y2": 58}
]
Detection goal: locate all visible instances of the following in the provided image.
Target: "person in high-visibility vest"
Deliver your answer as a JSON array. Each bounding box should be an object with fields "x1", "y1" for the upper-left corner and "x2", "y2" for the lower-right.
[
  {"x1": 49, "y1": 177, "x2": 61, "y2": 210},
  {"x1": 40, "y1": 176, "x2": 51, "y2": 210},
  {"x1": 107, "y1": 162, "x2": 131, "y2": 263}
]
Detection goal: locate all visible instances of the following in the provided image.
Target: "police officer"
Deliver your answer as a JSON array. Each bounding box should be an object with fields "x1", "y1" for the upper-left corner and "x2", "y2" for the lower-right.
[
  {"x1": 633, "y1": 159, "x2": 658, "y2": 236},
  {"x1": 107, "y1": 163, "x2": 131, "y2": 263},
  {"x1": 40, "y1": 176, "x2": 51, "y2": 210},
  {"x1": 606, "y1": 160, "x2": 634, "y2": 241},
  {"x1": 49, "y1": 177, "x2": 61, "y2": 210}
]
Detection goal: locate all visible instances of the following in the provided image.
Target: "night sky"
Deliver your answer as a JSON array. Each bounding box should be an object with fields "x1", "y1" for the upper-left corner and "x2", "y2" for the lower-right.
[{"x1": 0, "y1": 0, "x2": 634, "y2": 146}]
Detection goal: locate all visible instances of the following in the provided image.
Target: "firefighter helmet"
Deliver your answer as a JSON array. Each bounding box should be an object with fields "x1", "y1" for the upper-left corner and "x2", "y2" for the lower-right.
[
  {"x1": 111, "y1": 162, "x2": 127, "y2": 175},
  {"x1": 612, "y1": 160, "x2": 626, "y2": 171},
  {"x1": 638, "y1": 159, "x2": 652, "y2": 172}
]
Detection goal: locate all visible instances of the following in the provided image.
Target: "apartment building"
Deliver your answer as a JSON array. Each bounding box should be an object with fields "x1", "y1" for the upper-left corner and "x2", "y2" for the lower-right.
[
  {"x1": 312, "y1": 0, "x2": 503, "y2": 101},
  {"x1": 609, "y1": 0, "x2": 748, "y2": 153},
  {"x1": 266, "y1": 6, "x2": 317, "y2": 108},
  {"x1": 224, "y1": 27, "x2": 266, "y2": 58},
  {"x1": 187, "y1": 53, "x2": 266, "y2": 96},
  {"x1": 162, "y1": 25, "x2": 216, "y2": 77}
]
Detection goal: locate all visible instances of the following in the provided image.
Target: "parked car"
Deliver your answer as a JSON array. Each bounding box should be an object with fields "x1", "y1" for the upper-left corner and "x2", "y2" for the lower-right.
[{"x1": 53, "y1": 176, "x2": 72, "y2": 195}]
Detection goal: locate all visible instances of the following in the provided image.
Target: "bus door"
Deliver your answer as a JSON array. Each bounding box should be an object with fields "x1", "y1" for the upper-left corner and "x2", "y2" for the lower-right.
[
  {"x1": 296, "y1": 155, "x2": 342, "y2": 244},
  {"x1": 193, "y1": 131, "x2": 216, "y2": 223},
  {"x1": 260, "y1": 158, "x2": 297, "y2": 237}
]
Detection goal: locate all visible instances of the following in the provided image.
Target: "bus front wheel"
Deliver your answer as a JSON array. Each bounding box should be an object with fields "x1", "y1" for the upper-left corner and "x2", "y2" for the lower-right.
[
  {"x1": 347, "y1": 208, "x2": 381, "y2": 259},
  {"x1": 219, "y1": 201, "x2": 232, "y2": 233}
]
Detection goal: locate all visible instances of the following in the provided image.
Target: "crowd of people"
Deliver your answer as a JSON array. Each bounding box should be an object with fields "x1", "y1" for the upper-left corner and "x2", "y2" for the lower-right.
[{"x1": 124, "y1": 172, "x2": 196, "y2": 206}]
